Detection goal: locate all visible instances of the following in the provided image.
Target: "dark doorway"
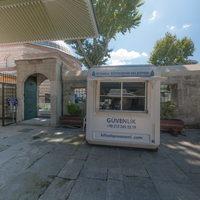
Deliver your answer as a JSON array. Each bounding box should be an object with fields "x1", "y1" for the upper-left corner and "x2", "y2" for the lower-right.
[{"x1": 38, "y1": 79, "x2": 51, "y2": 118}]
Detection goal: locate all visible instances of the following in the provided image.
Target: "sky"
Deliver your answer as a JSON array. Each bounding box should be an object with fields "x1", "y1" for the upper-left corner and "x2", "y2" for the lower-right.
[{"x1": 107, "y1": 0, "x2": 200, "y2": 65}]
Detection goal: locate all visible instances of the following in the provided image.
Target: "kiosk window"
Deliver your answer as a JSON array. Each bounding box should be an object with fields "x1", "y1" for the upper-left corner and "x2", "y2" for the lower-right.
[
  {"x1": 99, "y1": 82, "x2": 146, "y2": 111},
  {"x1": 99, "y1": 82, "x2": 121, "y2": 110}
]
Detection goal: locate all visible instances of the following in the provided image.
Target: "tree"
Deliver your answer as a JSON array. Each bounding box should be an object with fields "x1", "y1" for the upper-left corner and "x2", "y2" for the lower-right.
[
  {"x1": 67, "y1": 0, "x2": 143, "y2": 68},
  {"x1": 149, "y1": 33, "x2": 195, "y2": 66}
]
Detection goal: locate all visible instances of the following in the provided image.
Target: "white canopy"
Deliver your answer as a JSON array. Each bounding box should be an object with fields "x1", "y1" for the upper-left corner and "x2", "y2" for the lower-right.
[{"x1": 0, "y1": 0, "x2": 98, "y2": 43}]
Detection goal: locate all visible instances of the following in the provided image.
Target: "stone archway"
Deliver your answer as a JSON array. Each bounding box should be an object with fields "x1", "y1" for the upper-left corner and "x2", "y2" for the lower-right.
[{"x1": 16, "y1": 58, "x2": 62, "y2": 126}]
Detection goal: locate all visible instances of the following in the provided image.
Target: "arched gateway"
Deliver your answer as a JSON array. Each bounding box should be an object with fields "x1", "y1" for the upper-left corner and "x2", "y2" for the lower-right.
[{"x1": 15, "y1": 54, "x2": 81, "y2": 126}]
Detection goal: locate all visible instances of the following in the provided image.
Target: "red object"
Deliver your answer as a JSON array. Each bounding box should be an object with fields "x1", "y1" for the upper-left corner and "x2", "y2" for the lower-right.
[{"x1": 160, "y1": 119, "x2": 184, "y2": 134}]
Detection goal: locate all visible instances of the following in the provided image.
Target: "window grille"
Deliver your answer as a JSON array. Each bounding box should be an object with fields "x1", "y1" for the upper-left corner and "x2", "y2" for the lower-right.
[
  {"x1": 74, "y1": 88, "x2": 86, "y2": 103},
  {"x1": 99, "y1": 82, "x2": 147, "y2": 112}
]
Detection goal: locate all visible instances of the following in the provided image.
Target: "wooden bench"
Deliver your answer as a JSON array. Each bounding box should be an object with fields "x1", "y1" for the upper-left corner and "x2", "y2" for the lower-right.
[
  {"x1": 160, "y1": 119, "x2": 184, "y2": 135},
  {"x1": 60, "y1": 115, "x2": 83, "y2": 128}
]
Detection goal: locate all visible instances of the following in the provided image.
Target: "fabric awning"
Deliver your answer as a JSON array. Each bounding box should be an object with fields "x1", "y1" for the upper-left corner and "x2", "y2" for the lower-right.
[{"x1": 0, "y1": 0, "x2": 98, "y2": 43}]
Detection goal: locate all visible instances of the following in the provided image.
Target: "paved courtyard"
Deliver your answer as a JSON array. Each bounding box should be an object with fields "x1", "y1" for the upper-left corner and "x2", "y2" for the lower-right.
[{"x1": 0, "y1": 125, "x2": 199, "y2": 200}]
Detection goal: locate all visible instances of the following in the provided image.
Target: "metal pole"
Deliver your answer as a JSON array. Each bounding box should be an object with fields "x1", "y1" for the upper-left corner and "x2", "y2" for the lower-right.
[
  {"x1": 2, "y1": 83, "x2": 5, "y2": 126},
  {"x1": 60, "y1": 63, "x2": 64, "y2": 116}
]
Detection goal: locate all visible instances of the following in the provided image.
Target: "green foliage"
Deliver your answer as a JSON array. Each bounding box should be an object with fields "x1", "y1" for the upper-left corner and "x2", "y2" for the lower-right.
[
  {"x1": 67, "y1": 103, "x2": 81, "y2": 116},
  {"x1": 149, "y1": 32, "x2": 195, "y2": 66},
  {"x1": 161, "y1": 101, "x2": 176, "y2": 119},
  {"x1": 67, "y1": 0, "x2": 143, "y2": 68}
]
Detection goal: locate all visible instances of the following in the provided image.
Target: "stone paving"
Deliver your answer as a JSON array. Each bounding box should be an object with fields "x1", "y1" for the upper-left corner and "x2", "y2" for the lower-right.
[{"x1": 0, "y1": 125, "x2": 200, "y2": 200}]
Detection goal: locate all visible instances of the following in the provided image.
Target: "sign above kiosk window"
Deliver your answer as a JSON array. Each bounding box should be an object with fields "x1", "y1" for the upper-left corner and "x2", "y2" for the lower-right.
[
  {"x1": 99, "y1": 81, "x2": 146, "y2": 112},
  {"x1": 88, "y1": 66, "x2": 156, "y2": 79}
]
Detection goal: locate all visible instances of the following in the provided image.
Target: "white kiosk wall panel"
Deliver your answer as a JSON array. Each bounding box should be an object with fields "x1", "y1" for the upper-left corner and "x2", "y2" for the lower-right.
[{"x1": 86, "y1": 66, "x2": 162, "y2": 149}]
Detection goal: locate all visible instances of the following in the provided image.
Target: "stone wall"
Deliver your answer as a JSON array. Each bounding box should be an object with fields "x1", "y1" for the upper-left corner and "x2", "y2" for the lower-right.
[
  {"x1": 0, "y1": 43, "x2": 81, "y2": 72},
  {"x1": 62, "y1": 71, "x2": 87, "y2": 115},
  {"x1": 64, "y1": 66, "x2": 200, "y2": 126},
  {"x1": 0, "y1": 44, "x2": 49, "y2": 68},
  {"x1": 163, "y1": 74, "x2": 200, "y2": 126}
]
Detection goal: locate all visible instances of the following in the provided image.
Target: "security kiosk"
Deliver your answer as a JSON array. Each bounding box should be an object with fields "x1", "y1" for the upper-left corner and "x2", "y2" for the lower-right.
[{"x1": 86, "y1": 65, "x2": 162, "y2": 149}]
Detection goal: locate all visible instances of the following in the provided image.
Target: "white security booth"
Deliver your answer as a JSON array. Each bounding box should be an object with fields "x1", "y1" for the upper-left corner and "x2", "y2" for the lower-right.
[{"x1": 86, "y1": 65, "x2": 162, "y2": 149}]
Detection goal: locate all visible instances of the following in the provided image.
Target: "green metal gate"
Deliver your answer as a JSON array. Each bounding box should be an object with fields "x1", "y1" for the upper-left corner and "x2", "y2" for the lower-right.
[{"x1": 24, "y1": 75, "x2": 37, "y2": 120}]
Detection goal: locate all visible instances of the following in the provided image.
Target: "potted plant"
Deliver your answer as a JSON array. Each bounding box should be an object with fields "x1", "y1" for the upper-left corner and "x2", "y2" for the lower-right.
[
  {"x1": 60, "y1": 103, "x2": 83, "y2": 127},
  {"x1": 160, "y1": 101, "x2": 184, "y2": 135},
  {"x1": 67, "y1": 103, "x2": 82, "y2": 116}
]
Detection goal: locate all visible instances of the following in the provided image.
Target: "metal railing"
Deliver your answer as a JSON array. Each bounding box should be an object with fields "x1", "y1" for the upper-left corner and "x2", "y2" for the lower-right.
[
  {"x1": 0, "y1": 73, "x2": 16, "y2": 84},
  {"x1": 0, "y1": 73, "x2": 17, "y2": 126}
]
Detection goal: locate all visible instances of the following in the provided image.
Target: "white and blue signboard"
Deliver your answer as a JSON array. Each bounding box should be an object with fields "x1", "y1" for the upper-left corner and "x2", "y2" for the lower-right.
[{"x1": 88, "y1": 66, "x2": 156, "y2": 79}]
